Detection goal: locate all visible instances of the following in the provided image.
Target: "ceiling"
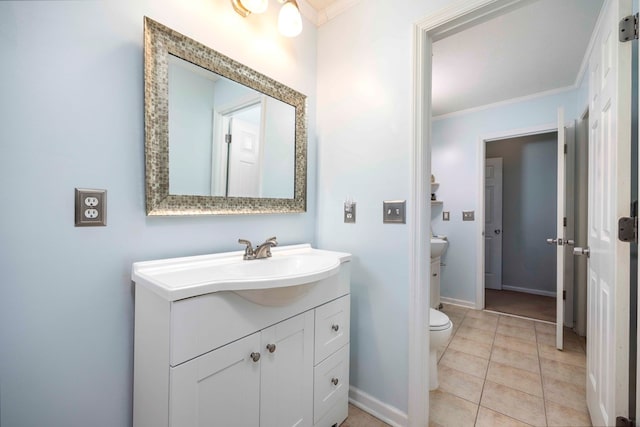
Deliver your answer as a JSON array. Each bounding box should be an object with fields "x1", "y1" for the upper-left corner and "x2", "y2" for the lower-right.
[
  {"x1": 431, "y1": 0, "x2": 604, "y2": 117},
  {"x1": 304, "y1": 0, "x2": 604, "y2": 117}
]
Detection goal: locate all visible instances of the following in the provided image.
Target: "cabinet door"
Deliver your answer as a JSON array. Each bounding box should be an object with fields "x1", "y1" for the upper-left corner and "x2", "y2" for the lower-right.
[
  {"x1": 260, "y1": 311, "x2": 314, "y2": 427},
  {"x1": 170, "y1": 332, "x2": 261, "y2": 427}
]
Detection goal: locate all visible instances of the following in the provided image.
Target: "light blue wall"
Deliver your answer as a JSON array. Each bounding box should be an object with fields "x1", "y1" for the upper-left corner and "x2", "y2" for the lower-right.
[
  {"x1": 0, "y1": 1, "x2": 317, "y2": 426},
  {"x1": 432, "y1": 90, "x2": 583, "y2": 305},
  {"x1": 485, "y1": 133, "x2": 558, "y2": 294},
  {"x1": 316, "y1": 0, "x2": 450, "y2": 413}
]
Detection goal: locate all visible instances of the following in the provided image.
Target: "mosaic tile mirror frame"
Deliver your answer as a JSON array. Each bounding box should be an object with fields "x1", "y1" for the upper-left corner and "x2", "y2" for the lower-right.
[{"x1": 144, "y1": 17, "x2": 307, "y2": 215}]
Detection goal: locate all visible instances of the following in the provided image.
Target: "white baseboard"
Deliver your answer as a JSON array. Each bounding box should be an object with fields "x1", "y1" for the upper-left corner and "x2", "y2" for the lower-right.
[
  {"x1": 501, "y1": 285, "x2": 556, "y2": 298},
  {"x1": 439, "y1": 296, "x2": 476, "y2": 308},
  {"x1": 348, "y1": 386, "x2": 408, "y2": 427}
]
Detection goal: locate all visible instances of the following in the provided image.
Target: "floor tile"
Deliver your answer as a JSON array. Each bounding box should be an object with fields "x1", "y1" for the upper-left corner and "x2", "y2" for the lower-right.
[
  {"x1": 540, "y1": 357, "x2": 586, "y2": 387},
  {"x1": 493, "y1": 333, "x2": 538, "y2": 354},
  {"x1": 496, "y1": 323, "x2": 537, "y2": 342},
  {"x1": 439, "y1": 347, "x2": 489, "y2": 379},
  {"x1": 498, "y1": 315, "x2": 535, "y2": 330},
  {"x1": 465, "y1": 309, "x2": 499, "y2": 321},
  {"x1": 480, "y1": 380, "x2": 546, "y2": 426},
  {"x1": 486, "y1": 361, "x2": 543, "y2": 397},
  {"x1": 461, "y1": 316, "x2": 498, "y2": 333},
  {"x1": 342, "y1": 404, "x2": 390, "y2": 427},
  {"x1": 454, "y1": 324, "x2": 496, "y2": 343},
  {"x1": 545, "y1": 400, "x2": 592, "y2": 427},
  {"x1": 437, "y1": 365, "x2": 485, "y2": 404},
  {"x1": 538, "y1": 344, "x2": 586, "y2": 368},
  {"x1": 448, "y1": 335, "x2": 492, "y2": 359},
  {"x1": 429, "y1": 389, "x2": 478, "y2": 427},
  {"x1": 535, "y1": 322, "x2": 556, "y2": 334},
  {"x1": 475, "y1": 406, "x2": 534, "y2": 427},
  {"x1": 441, "y1": 303, "x2": 469, "y2": 317},
  {"x1": 542, "y1": 377, "x2": 587, "y2": 413},
  {"x1": 491, "y1": 344, "x2": 540, "y2": 374}
]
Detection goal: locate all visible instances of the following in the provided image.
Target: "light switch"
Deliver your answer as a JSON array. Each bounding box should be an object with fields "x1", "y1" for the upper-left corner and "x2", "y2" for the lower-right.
[
  {"x1": 462, "y1": 211, "x2": 475, "y2": 221},
  {"x1": 383, "y1": 200, "x2": 406, "y2": 224}
]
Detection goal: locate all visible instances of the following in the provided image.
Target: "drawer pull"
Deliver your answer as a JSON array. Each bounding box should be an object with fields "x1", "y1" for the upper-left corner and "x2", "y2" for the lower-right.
[
  {"x1": 266, "y1": 343, "x2": 276, "y2": 353},
  {"x1": 250, "y1": 352, "x2": 261, "y2": 362},
  {"x1": 331, "y1": 377, "x2": 339, "y2": 386},
  {"x1": 331, "y1": 324, "x2": 340, "y2": 332}
]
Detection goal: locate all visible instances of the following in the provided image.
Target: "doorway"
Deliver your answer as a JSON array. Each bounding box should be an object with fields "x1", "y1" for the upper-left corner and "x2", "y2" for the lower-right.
[{"x1": 483, "y1": 132, "x2": 558, "y2": 322}]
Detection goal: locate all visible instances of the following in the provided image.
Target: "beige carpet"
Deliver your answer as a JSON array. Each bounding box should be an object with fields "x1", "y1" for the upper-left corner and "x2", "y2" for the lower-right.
[{"x1": 485, "y1": 289, "x2": 556, "y2": 322}]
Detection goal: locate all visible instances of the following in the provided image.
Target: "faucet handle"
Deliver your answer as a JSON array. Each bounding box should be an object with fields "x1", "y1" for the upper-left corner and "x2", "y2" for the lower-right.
[
  {"x1": 238, "y1": 239, "x2": 254, "y2": 259},
  {"x1": 265, "y1": 236, "x2": 278, "y2": 246}
]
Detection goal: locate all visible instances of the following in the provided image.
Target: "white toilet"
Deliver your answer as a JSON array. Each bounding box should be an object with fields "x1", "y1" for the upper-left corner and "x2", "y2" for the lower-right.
[{"x1": 429, "y1": 308, "x2": 453, "y2": 390}]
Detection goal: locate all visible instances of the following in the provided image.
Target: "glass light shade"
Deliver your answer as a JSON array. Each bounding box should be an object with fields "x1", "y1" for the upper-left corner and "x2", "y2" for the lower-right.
[
  {"x1": 242, "y1": 0, "x2": 268, "y2": 14},
  {"x1": 278, "y1": 1, "x2": 302, "y2": 37}
]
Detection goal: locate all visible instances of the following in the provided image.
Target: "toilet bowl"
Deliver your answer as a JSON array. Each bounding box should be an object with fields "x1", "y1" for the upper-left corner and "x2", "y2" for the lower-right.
[{"x1": 429, "y1": 308, "x2": 453, "y2": 390}]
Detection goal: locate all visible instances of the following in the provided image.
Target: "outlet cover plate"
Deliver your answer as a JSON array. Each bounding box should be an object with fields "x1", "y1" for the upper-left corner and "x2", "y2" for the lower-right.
[
  {"x1": 75, "y1": 188, "x2": 107, "y2": 226},
  {"x1": 383, "y1": 200, "x2": 406, "y2": 224},
  {"x1": 443, "y1": 211, "x2": 450, "y2": 221}
]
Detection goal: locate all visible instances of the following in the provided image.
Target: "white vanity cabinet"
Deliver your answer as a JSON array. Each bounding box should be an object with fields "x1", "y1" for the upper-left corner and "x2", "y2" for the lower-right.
[
  {"x1": 132, "y1": 245, "x2": 351, "y2": 427},
  {"x1": 170, "y1": 311, "x2": 314, "y2": 427}
]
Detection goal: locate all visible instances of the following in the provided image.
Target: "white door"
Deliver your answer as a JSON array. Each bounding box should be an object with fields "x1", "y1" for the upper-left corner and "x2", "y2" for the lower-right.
[
  {"x1": 169, "y1": 332, "x2": 261, "y2": 426},
  {"x1": 585, "y1": 0, "x2": 632, "y2": 424},
  {"x1": 485, "y1": 157, "x2": 503, "y2": 290},
  {"x1": 260, "y1": 311, "x2": 314, "y2": 427},
  {"x1": 555, "y1": 108, "x2": 566, "y2": 350},
  {"x1": 228, "y1": 108, "x2": 262, "y2": 197}
]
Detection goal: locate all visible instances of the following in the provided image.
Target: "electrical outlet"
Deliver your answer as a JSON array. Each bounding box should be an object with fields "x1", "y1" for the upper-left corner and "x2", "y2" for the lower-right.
[
  {"x1": 75, "y1": 188, "x2": 107, "y2": 226},
  {"x1": 383, "y1": 200, "x2": 406, "y2": 224},
  {"x1": 443, "y1": 211, "x2": 450, "y2": 221}
]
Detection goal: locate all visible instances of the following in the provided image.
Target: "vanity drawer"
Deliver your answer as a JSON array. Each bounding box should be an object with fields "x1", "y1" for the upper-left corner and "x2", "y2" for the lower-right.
[
  {"x1": 313, "y1": 344, "x2": 349, "y2": 425},
  {"x1": 314, "y1": 295, "x2": 350, "y2": 364}
]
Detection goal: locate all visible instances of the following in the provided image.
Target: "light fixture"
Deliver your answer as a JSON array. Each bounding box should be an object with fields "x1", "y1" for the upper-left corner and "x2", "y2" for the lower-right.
[
  {"x1": 278, "y1": 0, "x2": 302, "y2": 38},
  {"x1": 231, "y1": 0, "x2": 303, "y2": 37}
]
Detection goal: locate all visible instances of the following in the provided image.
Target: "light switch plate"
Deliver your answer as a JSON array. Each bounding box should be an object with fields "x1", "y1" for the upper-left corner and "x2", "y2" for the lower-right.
[
  {"x1": 443, "y1": 211, "x2": 450, "y2": 221},
  {"x1": 462, "y1": 211, "x2": 475, "y2": 221},
  {"x1": 75, "y1": 188, "x2": 107, "y2": 226},
  {"x1": 383, "y1": 200, "x2": 406, "y2": 224},
  {"x1": 344, "y1": 202, "x2": 356, "y2": 223}
]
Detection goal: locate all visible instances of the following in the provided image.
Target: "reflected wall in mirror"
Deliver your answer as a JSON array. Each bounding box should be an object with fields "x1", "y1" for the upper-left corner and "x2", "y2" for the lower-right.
[{"x1": 144, "y1": 17, "x2": 306, "y2": 215}]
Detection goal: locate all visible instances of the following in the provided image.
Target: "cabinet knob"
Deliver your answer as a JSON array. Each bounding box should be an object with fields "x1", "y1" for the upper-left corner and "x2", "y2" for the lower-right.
[
  {"x1": 266, "y1": 343, "x2": 276, "y2": 353},
  {"x1": 331, "y1": 377, "x2": 339, "y2": 386},
  {"x1": 331, "y1": 324, "x2": 340, "y2": 332},
  {"x1": 250, "y1": 352, "x2": 261, "y2": 362}
]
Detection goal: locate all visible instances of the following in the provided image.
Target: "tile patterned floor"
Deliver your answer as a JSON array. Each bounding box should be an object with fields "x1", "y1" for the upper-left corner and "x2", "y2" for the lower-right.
[
  {"x1": 342, "y1": 305, "x2": 590, "y2": 427},
  {"x1": 431, "y1": 304, "x2": 590, "y2": 427}
]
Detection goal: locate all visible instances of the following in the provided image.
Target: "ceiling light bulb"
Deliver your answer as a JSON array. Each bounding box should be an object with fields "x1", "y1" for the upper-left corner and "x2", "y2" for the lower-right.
[
  {"x1": 242, "y1": 0, "x2": 268, "y2": 14},
  {"x1": 278, "y1": 0, "x2": 302, "y2": 37}
]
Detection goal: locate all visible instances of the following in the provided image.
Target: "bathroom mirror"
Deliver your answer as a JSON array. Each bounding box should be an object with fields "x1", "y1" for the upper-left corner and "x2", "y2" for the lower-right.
[{"x1": 144, "y1": 17, "x2": 307, "y2": 215}]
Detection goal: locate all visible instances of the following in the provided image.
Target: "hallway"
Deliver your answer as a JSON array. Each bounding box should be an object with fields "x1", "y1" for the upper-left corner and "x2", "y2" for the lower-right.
[{"x1": 430, "y1": 304, "x2": 589, "y2": 426}]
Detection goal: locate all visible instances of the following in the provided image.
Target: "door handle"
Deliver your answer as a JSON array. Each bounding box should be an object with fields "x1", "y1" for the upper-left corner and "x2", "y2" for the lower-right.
[
  {"x1": 494, "y1": 229, "x2": 501, "y2": 235},
  {"x1": 573, "y1": 247, "x2": 590, "y2": 258},
  {"x1": 546, "y1": 238, "x2": 559, "y2": 245}
]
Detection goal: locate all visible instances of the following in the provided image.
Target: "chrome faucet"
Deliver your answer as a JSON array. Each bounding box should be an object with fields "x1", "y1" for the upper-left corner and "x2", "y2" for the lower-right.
[{"x1": 238, "y1": 236, "x2": 278, "y2": 260}]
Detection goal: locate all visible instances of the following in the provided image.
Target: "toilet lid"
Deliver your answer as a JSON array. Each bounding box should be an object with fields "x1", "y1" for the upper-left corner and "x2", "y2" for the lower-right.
[{"x1": 430, "y1": 308, "x2": 451, "y2": 331}]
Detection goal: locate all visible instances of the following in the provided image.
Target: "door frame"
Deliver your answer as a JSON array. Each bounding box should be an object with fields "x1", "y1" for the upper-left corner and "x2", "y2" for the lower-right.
[
  {"x1": 409, "y1": 1, "x2": 533, "y2": 425},
  {"x1": 474, "y1": 123, "x2": 557, "y2": 310}
]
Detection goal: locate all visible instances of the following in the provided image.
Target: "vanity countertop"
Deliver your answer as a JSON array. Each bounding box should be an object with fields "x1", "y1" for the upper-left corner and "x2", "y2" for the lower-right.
[{"x1": 132, "y1": 244, "x2": 351, "y2": 301}]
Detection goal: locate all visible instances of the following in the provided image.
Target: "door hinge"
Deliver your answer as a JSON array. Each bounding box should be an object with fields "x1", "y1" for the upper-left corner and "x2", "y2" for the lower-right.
[
  {"x1": 615, "y1": 416, "x2": 634, "y2": 427},
  {"x1": 563, "y1": 217, "x2": 567, "y2": 227},
  {"x1": 225, "y1": 134, "x2": 232, "y2": 144},
  {"x1": 619, "y1": 13, "x2": 639, "y2": 42},
  {"x1": 619, "y1": 201, "x2": 639, "y2": 243},
  {"x1": 564, "y1": 144, "x2": 567, "y2": 154},
  {"x1": 562, "y1": 290, "x2": 566, "y2": 300}
]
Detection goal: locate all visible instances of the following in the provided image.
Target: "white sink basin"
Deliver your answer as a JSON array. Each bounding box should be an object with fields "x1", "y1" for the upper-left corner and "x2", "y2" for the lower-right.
[
  {"x1": 132, "y1": 244, "x2": 351, "y2": 302},
  {"x1": 431, "y1": 237, "x2": 448, "y2": 258}
]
